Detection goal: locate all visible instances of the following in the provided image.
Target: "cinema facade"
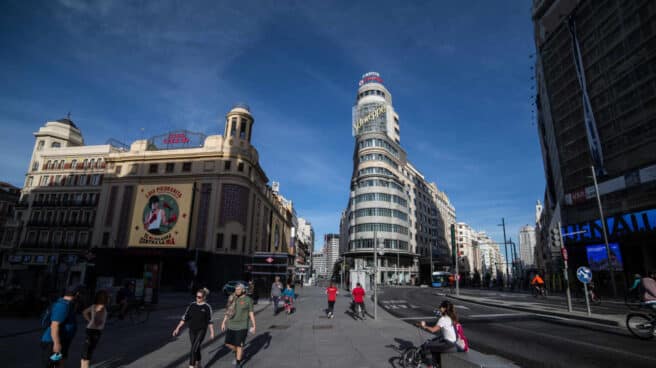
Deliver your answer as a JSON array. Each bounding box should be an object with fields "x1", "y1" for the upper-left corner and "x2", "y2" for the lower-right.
[{"x1": 1, "y1": 105, "x2": 304, "y2": 300}]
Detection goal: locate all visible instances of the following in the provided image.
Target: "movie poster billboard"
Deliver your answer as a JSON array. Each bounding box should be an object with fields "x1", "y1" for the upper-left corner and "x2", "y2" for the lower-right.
[
  {"x1": 128, "y1": 184, "x2": 193, "y2": 248},
  {"x1": 586, "y1": 243, "x2": 623, "y2": 271}
]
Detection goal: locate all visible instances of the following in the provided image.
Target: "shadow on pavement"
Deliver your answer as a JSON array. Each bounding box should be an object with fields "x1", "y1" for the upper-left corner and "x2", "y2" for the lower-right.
[{"x1": 242, "y1": 332, "x2": 273, "y2": 364}]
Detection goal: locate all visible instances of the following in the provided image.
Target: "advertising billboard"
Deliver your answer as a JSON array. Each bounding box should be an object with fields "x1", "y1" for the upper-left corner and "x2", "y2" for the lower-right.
[
  {"x1": 585, "y1": 243, "x2": 623, "y2": 271},
  {"x1": 128, "y1": 184, "x2": 193, "y2": 248},
  {"x1": 352, "y1": 102, "x2": 387, "y2": 136}
]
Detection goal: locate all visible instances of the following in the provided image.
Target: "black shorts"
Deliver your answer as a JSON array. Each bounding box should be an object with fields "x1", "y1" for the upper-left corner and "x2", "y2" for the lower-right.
[
  {"x1": 41, "y1": 339, "x2": 72, "y2": 368},
  {"x1": 225, "y1": 328, "x2": 248, "y2": 347},
  {"x1": 81, "y1": 329, "x2": 102, "y2": 360}
]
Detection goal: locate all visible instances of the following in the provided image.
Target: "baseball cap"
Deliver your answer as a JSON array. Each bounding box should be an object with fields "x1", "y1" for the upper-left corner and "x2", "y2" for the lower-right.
[{"x1": 235, "y1": 282, "x2": 247, "y2": 289}]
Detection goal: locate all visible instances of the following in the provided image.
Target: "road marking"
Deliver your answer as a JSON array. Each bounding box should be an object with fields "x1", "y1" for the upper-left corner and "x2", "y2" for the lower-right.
[
  {"x1": 381, "y1": 299, "x2": 407, "y2": 303},
  {"x1": 401, "y1": 316, "x2": 439, "y2": 320},
  {"x1": 455, "y1": 305, "x2": 470, "y2": 310},
  {"x1": 467, "y1": 313, "x2": 530, "y2": 318},
  {"x1": 500, "y1": 323, "x2": 656, "y2": 363}
]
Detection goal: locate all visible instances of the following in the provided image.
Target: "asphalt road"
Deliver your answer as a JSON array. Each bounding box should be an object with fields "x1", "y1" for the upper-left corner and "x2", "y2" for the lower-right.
[{"x1": 378, "y1": 287, "x2": 656, "y2": 368}]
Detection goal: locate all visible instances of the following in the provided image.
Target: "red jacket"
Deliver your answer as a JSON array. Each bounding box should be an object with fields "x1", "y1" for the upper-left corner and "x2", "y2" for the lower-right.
[
  {"x1": 326, "y1": 287, "x2": 338, "y2": 302},
  {"x1": 352, "y1": 287, "x2": 365, "y2": 303}
]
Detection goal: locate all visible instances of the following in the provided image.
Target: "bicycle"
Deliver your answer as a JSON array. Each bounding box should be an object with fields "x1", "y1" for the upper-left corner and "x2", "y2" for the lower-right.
[
  {"x1": 584, "y1": 286, "x2": 601, "y2": 306},
  {"x1": 626, "y1": 304, "x2": 656, "y2": 340},
  {"x1": 107, "y1": 299, "x2": 151, "y2": 324},
  {"x1": 399, "y1": 312, "x2": 440, "y2": 368},
  {"x1": 531, "y1": 285, "x2": 547, "y2": 298}
]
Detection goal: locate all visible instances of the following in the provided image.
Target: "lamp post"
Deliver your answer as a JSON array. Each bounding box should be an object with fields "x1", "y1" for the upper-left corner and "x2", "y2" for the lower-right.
[
  {"x1": 499, "y1": 218, "x2": 510, "y2": 289},
  {"x1": 590, "y1": 165, "x2": 618, "y2": 298}
]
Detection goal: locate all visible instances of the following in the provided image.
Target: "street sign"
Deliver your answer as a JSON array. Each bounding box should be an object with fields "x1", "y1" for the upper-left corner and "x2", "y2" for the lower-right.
[
  {"x1": 576, "y1": 266, "x2": 592, "y2": 284},
  {"x1": 265, "y1": 257, "x2": 274, "y2": 264}
]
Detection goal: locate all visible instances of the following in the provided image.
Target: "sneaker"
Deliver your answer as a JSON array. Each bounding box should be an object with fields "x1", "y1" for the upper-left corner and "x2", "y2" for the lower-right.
[{"x1": 330, "y1": 314, "x2": 334, "y2": 319}]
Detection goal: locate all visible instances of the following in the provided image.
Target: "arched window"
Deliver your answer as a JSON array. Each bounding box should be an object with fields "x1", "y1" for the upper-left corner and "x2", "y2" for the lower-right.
[
  {"x1": 96, "y1": 158, "x2": 102, "y2": 168},
  {"x1": 46, "y1": 160, "x2": 52, "y2": 169},
  {"x1": 71, "y1": 159, "x2": 77, "y2": 169},
  {"x1": 83, "y1": 159, "x2": 89, "y2": 169},
  {"x1": 58, "y1": 160, "x2": 64, "y2": 169},
  {"x1": 51, "y1": 142, "x2": 61, "y2": 148},
  {"x1": 90, "y1": 159, "x2": 95, "y2": 169}
]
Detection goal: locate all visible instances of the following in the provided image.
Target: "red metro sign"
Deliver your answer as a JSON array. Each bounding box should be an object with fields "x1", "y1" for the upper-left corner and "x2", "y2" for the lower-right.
[{"x1": 266, "y1": 257, "x2": 274, "y2": 264}]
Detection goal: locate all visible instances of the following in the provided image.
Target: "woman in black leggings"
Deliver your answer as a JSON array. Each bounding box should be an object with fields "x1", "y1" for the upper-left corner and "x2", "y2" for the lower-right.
[{"x1": 173, "y1": 288, "x2": 215, "y2": 368}]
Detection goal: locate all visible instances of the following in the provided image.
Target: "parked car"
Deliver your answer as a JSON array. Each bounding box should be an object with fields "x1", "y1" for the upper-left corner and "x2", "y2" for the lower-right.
[{"x1": 222, "y1": 280, "x2": 249, "y2": 296}]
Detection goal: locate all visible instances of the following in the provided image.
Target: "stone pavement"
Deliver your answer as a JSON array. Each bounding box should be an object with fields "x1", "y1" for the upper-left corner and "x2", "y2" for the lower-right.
[{"x1": 126, "y1": 286, "x2": 518, "y2": 368}]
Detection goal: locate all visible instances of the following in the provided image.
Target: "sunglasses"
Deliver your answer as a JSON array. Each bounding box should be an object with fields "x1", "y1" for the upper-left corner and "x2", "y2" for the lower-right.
[{"x1": 196, "y1": 295, "x2": 204, "y2": 299}]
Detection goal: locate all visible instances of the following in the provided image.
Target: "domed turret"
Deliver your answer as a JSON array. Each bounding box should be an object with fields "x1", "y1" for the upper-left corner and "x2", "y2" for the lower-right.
[{"x1": 224, "y1": 104, "x2": 254, "y2": 143}]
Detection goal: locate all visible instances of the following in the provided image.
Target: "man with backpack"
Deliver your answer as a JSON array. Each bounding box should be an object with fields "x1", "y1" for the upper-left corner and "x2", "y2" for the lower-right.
[{"x1": 41, "y1": 285, "x2": 82, "y2": 367}]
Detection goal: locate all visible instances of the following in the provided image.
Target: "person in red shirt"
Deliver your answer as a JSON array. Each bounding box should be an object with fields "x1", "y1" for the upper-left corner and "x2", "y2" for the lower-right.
[
  {"x1": 326, "y1": 283, "x2": 339, "y2": 319},
  {"x1": 351, "y1": 283, "x2": 366, "y2": 319}
]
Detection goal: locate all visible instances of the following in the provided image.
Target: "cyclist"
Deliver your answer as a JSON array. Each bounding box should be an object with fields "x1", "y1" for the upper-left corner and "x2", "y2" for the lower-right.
[
  {"x1": 530, "y1": 273, "x2": 546, "y2": 297},
  {"x1": 419, "y1": 300, "x2": 458, "y2": 367},
  {"x1": 351, "y1": 282, "x2": 366, "y2": 319},
  {"x1": 640, "y1": 271, "x2": 656, "y2": 312}
]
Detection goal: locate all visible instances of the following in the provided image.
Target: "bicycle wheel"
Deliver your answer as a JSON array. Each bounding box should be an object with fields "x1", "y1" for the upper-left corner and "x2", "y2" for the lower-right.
[
  {"x1": 401, "y1": 347, "x2": 422, "y2": 368},
  {"x1": 626, "y1": 313, "x2": 655, "y2": 340}
]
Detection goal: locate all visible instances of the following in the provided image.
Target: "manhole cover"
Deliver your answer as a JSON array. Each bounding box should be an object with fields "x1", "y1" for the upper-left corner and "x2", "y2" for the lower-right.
[
  {"x1": 312, "y1": 325, "x2": 333, "y2": 330},
  {"x1": 269, "y1": 325, "x2": 290, "y2": 330}
]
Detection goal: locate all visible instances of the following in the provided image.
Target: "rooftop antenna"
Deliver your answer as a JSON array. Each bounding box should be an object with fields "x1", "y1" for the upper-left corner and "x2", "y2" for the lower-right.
[{"x1": 66, "y1": 112, "x2": 72, "y2": 119}]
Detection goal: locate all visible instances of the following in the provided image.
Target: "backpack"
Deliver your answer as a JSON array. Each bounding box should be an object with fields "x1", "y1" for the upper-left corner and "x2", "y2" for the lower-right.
[
  {"x1": 454, "y1": 322, "x2": 469, "y2": 352},
  {"x1": 41, "y1": 299, "x2": 70, "y2": 329}
]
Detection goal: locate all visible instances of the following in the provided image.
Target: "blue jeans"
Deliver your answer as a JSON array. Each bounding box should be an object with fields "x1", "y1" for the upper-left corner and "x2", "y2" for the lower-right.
[{"x1": 272, "y1": 296, "x2": 280, "y2": 314}]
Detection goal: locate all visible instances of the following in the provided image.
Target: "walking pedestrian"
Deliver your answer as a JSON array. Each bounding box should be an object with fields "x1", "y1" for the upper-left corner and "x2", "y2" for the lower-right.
[
  {"x1": 282, "y1": 283, "x2": 295, "y2": 314},
  {"x1": 222, "y1": 283, "x2": 256, "y2": 367},
  {"x1": 326, "y1": 282, "x2": 338, "y2": 318},
  {"x1": 270, "y1": 276, "x2": 283, "y2": 315},
  {"x1": 80, "y1": 290, "x2": 109, "y2": 368},
  {"x1": 351, "y1": 282, "x2": 366, "y2": 319},
  {"x1": 172, "y1": 288, "x2": 215, "y2": 368},
  {"x1": 41, "y1": 285, "x2": 82, "y2": 368}
]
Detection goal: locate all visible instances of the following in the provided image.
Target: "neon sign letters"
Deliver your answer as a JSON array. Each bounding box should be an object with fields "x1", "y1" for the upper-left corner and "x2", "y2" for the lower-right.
[
  {"x1": 359, "y1": 72, "x2": 384, "y2": 86},
  {"x1": 353, "y1": 105, "x2": 386, "y2": 133}
]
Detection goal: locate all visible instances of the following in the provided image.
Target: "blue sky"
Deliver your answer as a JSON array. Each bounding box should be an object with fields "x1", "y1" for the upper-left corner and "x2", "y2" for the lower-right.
[{"x1": 0, "y1": 0, "x2": 542, "y2": 252}]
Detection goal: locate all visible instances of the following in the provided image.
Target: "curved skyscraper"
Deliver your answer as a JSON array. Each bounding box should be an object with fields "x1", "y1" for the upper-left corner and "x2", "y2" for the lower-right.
[{"x1": 340, "y1": 72, "x2": 455, "y2": 288}]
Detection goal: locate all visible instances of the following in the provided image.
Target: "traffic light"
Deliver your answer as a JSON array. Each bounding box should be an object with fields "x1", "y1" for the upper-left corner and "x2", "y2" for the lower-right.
[{"x1": 550, "y1": 227, "x2": 562, "y2": 249}]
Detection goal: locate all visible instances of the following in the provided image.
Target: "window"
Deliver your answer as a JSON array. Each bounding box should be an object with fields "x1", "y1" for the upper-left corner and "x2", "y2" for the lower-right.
[
  {"x1": 182, "y1": 162, "x2": 192, "y2": 172},
  {"x1": 51, "y1": 142, "x2": 61, "y2": 148},
  {"x1": 242, "y1": 237, "x2": 246, "y2": 252},
  {"x1": 37, "y1": 140, "x2": 45, "y2": 151},
  {"x1": 96, "y1": 158, "x2": 102, "y2": 168},
  {"x1": 239, "y1": 119, "x2": 247, "y2": 139},
  {"x1": 32, "y1": 161, "x2": 39, "y2": 171},
  {"x1": 71, "y1": 159, "x2": 77, "y2": 169},
  {"x1": 238, "y1": 162, "x2": 244, "y2": 172},
  {"x1": 90, "y1": 159, "x2": 96, "y2": 168},
  {"x1": 224, "y1": 160, "x2": 231, "y2": 170},
  {"x1": 230, "y1": 118, "x2": 237, "y2": 136},
  {"x1": 26, "y1": 176, "x2": 33, "y2": 187},
  {"x1": 165, "y1": 163, "x2": 175, "y2": 173},
  {"x1": 46, "y1": 160, "x2": 52, "y2": 169},
  {"x1": 149, "y1": 164, "x2": 158, "y2": 173},
  {"x1": 230, "y1": 234, "x2": 238, "y2": 249},
  {"x1": 115, "y1": 165, "x2": 122, "y2": 175},
  {"x1": 79, "y1": 174, "x2": 87, "y2": 186},
  {"x1": 90, "y1": 174, "x2": 101, "y2": 186},
  {"x1": 41, "y1": 175, "x2": 49, "y2": 186},
  {"x1": 216, "y1": 233, "x2": 224, "y2": 249},
  {"x1": 83, "y1": 159, "x2": 89, "y2": 169}
]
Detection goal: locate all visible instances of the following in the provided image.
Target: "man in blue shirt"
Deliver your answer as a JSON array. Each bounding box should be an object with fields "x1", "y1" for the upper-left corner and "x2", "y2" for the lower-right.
[{"x1": 41, "y1": 285, "x2": 81, "y2": 367}]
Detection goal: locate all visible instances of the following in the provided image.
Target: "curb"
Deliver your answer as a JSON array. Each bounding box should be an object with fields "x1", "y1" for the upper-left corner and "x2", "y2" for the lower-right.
[{"x1": 448, "y1": 295, "x2": 620, "y2": 327}]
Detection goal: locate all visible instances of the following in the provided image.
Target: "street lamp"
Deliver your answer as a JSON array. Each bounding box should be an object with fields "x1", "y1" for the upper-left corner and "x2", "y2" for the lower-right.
[{"x1": 590, "y1": 165, "x2": 618, "y2": 298}]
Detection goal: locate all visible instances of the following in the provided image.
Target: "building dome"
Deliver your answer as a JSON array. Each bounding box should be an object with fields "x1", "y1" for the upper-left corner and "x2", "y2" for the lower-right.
[{"x1": 55, "y1": 117, "x2": 78, "y2": 129}]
